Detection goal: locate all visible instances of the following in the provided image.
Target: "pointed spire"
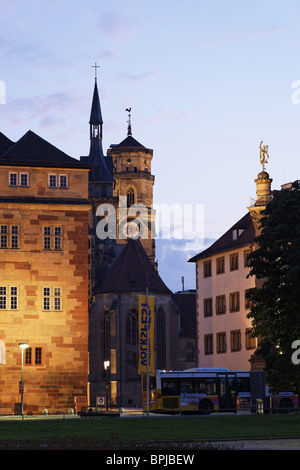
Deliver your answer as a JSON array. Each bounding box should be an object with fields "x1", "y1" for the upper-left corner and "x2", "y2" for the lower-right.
[{"x1": 87, "y1": 67, "x2": 114, "y2": 182}]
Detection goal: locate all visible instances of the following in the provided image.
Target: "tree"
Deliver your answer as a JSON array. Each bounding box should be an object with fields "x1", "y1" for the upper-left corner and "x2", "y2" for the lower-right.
[{"x1": 247, "y1": 180, "x2": 300, "y2": 393}]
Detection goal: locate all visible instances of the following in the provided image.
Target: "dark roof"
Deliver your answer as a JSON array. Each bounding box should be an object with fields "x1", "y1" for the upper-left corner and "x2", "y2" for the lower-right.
[
  {"x1": 172, "y1": 292, "x2": 196, "y2": 337},
  {"x1": 0, "y1": 132, "x2": 14, "y2": 156},
  {"x1": 89, "y1": 80, "x2": 103, "y2": 125},
  {"x1": 0, "y1": 130, "x2": 91, "y2": 169},
  {"x1": 96, "y1": 238, "x2": 171, "y2": 295},
  {"x1": 115, "y1": 135, "x2": 145, "y2": 148},
  {"x1": 189, "y1": 212, "x2": 255, "y2": 262}
]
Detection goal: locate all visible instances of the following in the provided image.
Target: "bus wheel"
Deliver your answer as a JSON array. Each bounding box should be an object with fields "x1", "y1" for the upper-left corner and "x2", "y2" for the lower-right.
[{"x1": 198, "y1": 399, "x2": 213, "y2": 414}]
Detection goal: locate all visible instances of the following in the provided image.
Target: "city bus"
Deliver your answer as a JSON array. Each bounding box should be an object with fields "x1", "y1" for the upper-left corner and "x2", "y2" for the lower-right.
[{"x1": 142, "y1": 368, "x2": 298, "y2": 414}]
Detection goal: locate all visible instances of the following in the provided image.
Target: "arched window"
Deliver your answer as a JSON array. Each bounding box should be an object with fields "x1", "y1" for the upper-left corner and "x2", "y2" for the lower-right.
[
  {"x1": 127, "y1": 188, "x2": 135, "y2": 207},
  {"x1": 156, "y1": 307, "x2": 166, "y2": 370},
  {"x1": 126, "y1": 309, "x2": 138, "y2": 367},
  {"x1": 103, "y1": 309, "x2": 110, "y2": 362}
]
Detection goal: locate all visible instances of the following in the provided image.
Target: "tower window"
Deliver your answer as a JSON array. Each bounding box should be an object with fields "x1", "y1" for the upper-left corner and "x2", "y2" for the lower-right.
[{"x1": 127, "y1": 188, "x2": 135, "y2": 207}]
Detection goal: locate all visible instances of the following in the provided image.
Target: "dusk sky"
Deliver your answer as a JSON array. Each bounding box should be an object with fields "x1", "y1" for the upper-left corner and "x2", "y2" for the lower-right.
[{"x1": 0, "y1": 0, "x2": 299, "y2": 292}]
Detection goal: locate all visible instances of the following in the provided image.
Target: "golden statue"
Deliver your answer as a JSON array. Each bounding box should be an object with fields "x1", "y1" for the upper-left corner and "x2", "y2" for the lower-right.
[{"x1": 259, "y1": 141, "x2": 269, "y2": 170}]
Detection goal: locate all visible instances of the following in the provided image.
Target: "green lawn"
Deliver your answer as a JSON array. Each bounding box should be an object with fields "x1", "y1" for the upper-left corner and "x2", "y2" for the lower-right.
[{"x1": 0, "y1": 414, "x2": 300, "y2": 445}]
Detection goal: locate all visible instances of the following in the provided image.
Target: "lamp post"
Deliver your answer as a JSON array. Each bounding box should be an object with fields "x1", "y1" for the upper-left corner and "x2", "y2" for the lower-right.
[
  {"x1": 19, "y1": 343, "x2": 28, "y2": 418},
  {"x1": 104, "y1": 360, "x2": 110, "y2": 411}
]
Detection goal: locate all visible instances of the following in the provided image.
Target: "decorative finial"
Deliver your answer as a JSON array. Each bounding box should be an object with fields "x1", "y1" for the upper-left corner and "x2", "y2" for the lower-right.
[
  {"x1": 259, "y1": 141, "x2": 269, "y2": 171},
  {"x1": 92, "y1": 62, "x2": 100, "y2": 80},
  {"x1": 126, "y1": 108, "x2": 132, "y2": 136}
]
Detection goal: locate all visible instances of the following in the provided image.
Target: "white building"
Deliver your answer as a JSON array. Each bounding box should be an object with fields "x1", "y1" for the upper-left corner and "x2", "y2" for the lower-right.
[{"x1": 189, "y1": 168, "x2": 273, "y2": 370}]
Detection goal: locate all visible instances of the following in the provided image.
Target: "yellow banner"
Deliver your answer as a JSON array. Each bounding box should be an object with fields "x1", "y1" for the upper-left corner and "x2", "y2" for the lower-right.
[{"x1": 138, "y1": 295, "x2": 155, "y2": 376}]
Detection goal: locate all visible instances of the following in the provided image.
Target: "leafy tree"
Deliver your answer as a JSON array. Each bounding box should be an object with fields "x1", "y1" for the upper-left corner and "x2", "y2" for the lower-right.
[{"x1": 247, "y1": 180, "x2": 300, "y2": 393}]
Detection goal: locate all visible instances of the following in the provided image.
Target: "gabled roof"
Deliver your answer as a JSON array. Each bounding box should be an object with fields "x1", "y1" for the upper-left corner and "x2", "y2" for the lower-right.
[
  {"x1": 0, "y1": 132, "x2": 14, "y2": 156},
  {"x1": 189, "y1": 212, "x2": 255, "y2": 262},
  {"x1": 0, "y1": 130, "x2": 91, "y2": 169},
  {"x1": 96, "y1": 238, "x2": 171, "y2": 295}
]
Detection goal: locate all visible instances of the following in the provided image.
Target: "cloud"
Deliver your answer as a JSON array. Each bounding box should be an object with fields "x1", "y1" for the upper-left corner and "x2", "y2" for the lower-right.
[{"x1": 119, "y1": 71, "x2": 159, "y2": 83}]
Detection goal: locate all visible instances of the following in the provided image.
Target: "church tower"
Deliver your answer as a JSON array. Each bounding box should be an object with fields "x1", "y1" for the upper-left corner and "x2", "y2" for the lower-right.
[{"x1": 107, "y1": 109, "x2": 156, "y2": 265}]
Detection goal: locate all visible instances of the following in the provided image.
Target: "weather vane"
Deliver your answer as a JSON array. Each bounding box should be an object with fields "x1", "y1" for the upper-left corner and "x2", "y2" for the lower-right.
[
  {"x1": 92, "y1": 62, "x2": 100, "y2": 80},
  {"x1": 259, "y1": 141, "x2": 269, "y2": 170},
  {"x1": 126, "y1": 108, "x2": 132, "y2": 136}
]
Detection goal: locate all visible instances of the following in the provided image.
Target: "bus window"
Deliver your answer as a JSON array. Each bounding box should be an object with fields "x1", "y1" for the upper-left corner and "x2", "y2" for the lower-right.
[
  {"x1": 179, "y1": 379, "x2": 193, "y2": 394},
  {"x1": 194, "y1": 378, "x2": 217, "y2": 395},
  {"x1": 161, "y1": 378, "x2": 179, "y2": 396}
]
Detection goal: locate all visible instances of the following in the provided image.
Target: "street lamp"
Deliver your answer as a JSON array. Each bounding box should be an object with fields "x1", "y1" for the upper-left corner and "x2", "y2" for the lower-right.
[
  {"x1": 104, "y1": 360, "x2": 110, "y2": 411},
  {"x1": 19, "y1": 343, "x2": 29, "y2": 418}
]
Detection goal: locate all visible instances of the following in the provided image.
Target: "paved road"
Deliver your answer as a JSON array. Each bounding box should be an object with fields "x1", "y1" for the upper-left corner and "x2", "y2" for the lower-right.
[{"x1": 220, "y1": 438, "x2": 300, "y2": 450}]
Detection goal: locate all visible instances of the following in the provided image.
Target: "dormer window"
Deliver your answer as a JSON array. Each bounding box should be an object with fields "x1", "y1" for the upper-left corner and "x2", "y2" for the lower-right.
[{"x1": 232, "y1": 228, "x2": 244, "y2": 240}]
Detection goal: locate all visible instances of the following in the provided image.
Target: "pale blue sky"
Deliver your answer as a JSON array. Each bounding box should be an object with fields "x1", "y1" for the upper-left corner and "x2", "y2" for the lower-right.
[{"x1": 0, "y1": 0, "x2": 299, "y2": 291}]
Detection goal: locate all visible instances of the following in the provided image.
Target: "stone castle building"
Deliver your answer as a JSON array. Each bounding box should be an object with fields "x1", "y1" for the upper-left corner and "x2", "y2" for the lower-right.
[
  {"x1": 0, "y1": 76, "x2": 196, "y2": 413},
  {"x1": 0, "y1": 130, "x2": 91, "y2": 414}
]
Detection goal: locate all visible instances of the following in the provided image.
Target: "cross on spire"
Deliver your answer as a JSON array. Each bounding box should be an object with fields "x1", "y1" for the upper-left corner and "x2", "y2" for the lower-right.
[{"x1": 92, "y1": 62, "x2": 100, "y2": 80}]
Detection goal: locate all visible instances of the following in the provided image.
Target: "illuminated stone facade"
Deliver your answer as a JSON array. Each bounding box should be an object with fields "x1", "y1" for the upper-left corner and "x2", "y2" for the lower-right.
[{"x1": 0, "y1": 131, "x2": 90, "y2": 414}]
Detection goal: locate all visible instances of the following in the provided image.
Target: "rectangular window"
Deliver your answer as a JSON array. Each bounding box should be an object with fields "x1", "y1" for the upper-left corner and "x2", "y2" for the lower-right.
[
  {"x1": 43, "y1": 287, "x2": 62, "y2": 311},
  {"x1": 43, "y1": 226, "x2": 62, "y2": 250},
  {"x1": 230, "y1": 292, "x2": 240, "y2": 312},
  {"x1": 216, "y1": 295, "x2": 226, "y2": 314},
  {"x1": 0, "y1": 287, "x2": 7, "y2": 309},
  {"x1": 20, "y1": 173, "x2": 29, "y2": 187},
  {"x1": 0, "y1": 225, "x2": 8, "y2": 248},
  {"x1": 54, "y1": 287, "x2": 61, "y2": 310},
  {"x1": 43, "y1": 226, "x2": 51, "y2": 250},
  {"x1": 204, "y1": 334, "x2": 213, "y2": 355},
  {"x1": 244, "y1": 250, "x2": 251, "y2": 267},
  {"x1": 204, "y1": 298, "x2": 212, "y2": 317},
  {"x1": 203, "y1": 260, "x2": 212, "y2": 278},
  {"x1": 25, "y1": 347, "x2": 43, "y2": 365},
  {"x1": 25, "y1": 348, "x2": 32, "y2": 365},
  {"x1": 217, "y1": 332, "x2": 227, "y2": 353},
  {"x1": 43, "y1": 287, "x2": 51, "y2": 310},
  {"x1": 59, "y1": 174, "x2": 68, "y2": 188},
  {"x1": 9, "y1": 173, "x2": 18, "y2": 186},
  {"x1": 49, "y1": 174, "x2": 57, "y2": 188},
  {"x1": 11, "y1": 225, "x2": 19, "y2": 249},
  {"x1": 245, "y1": 328, "x2": 256, "y2": 350},
  {"x1": 230, "y1": 253, "x2": 239, "y2": 271},
  {"x1": 35, "y1": 347, "x2": 42, "y2": 365},
  {"x1": 216, "y1": 256, "x2": 225, "y2": 274},
  {"x1": 231, "y1": 330, "x2": 241, "y2": 351},
  {"x1": 10, "y1": 286, "x2": 18, "y2": 310},
  {"x1": 54, "y1": 227, "x2": 62, "y2": 250}
]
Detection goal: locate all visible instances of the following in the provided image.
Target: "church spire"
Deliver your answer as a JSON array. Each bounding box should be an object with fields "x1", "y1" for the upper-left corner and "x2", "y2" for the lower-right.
[{"x1": 87, "y1": 65, "x2": 114, "y2": 183}]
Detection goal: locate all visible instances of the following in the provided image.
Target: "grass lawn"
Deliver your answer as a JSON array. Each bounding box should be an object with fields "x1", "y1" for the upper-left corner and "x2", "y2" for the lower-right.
[{"x1": 0, "y1": 414, "x2": 300, "y2": 445}]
